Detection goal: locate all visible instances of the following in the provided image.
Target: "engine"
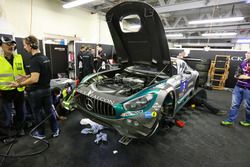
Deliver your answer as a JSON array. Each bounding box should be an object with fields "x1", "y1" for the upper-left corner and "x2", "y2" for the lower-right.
[{"x1": 94, "y1": 73, "x2": 146, "y2": 96}]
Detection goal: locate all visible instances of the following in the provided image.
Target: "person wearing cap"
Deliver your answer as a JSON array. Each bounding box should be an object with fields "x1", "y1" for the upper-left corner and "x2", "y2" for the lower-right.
[
  {"x1": 10, "y1": 35, "x2": 60, "y2": 139},
  {"x1": 221, "y1": 50, "x2": 250, "y2": 127},
  {"x1": 0, "y1": 36, "x2": 26, "y2": 136}
]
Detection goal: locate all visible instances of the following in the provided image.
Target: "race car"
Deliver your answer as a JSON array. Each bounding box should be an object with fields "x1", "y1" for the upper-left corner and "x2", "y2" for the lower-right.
[{"x1": 75, "y1": 1, "x2": 199, "y2": 138}]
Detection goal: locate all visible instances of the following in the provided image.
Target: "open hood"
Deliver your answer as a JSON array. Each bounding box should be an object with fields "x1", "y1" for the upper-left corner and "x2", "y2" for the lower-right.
[{"x1": 106, "y1": 1, "x2": 172, "y2": 76}]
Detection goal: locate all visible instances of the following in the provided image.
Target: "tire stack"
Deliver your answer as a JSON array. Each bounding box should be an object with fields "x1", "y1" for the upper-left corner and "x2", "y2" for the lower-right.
[{"x1": 183, "y1": 58, "x2": 211, "y2": 86}]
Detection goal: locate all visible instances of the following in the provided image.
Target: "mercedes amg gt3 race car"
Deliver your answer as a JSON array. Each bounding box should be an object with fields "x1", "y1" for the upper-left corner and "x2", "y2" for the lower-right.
[{"x1": 75, "y1": 1, "x2": 199, "y2": 139}]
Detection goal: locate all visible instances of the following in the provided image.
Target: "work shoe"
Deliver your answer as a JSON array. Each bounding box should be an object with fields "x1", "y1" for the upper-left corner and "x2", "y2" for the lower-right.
[
  {"x1": 31, "y1": 131, "x2": 46, "y2": 140},
  {"x1": 52, "y1": 129, "x2": 60, "y2": 138},
  {"x1": 239, "y1": 121, "x2": 250, "y2": 127},
  {"x1": 221, "y1": 120, "x2": 234, "y2": 126}
]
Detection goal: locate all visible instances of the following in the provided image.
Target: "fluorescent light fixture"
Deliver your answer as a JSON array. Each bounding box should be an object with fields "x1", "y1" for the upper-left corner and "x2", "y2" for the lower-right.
[
  {"x1": 202, "y1": 32, "x2": 237, "y2": 36},
  {"x1": 204, "y1": 46, "x2": 210, "y2": 51},
  {"x1": 63, "y1": 0, "x2": 95, "y2": 9},
  {"x1": 189, "y1": 17, "x2": 244, "y2": 24},
  {"x1": 174, "y1": 44, "x2": 182, "y2": 48},
  {"x1": 236, "y1": 39, "x2": 250, "y2": 43},
  {"x1": 166, "y1": 33, "x2": 183, "y2": 37}
]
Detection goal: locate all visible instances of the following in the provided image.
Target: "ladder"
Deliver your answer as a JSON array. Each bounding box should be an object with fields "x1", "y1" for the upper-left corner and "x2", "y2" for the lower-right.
[{"x1": 207, "y1": 55, "x2": 231, "y2": 90}]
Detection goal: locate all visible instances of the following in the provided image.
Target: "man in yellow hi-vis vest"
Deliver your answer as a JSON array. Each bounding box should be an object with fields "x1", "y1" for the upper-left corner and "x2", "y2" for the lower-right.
[{"x1": 0, "y1": 36, "x2": 26, "y2": 137}]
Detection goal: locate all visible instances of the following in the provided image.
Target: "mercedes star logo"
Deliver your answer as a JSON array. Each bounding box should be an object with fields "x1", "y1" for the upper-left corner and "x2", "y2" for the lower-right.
[{"x1": 85, "y1": 98, "x2": 94, "y2": 111}]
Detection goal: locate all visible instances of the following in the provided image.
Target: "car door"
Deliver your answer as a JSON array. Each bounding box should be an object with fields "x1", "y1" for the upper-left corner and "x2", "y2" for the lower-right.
[{"x1": 176, "y1": 60, "x2": 192, "y2": 99}]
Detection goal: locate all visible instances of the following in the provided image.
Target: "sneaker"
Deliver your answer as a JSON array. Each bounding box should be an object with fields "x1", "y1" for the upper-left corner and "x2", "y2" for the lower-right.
[
  {"x1": 221, "y1": 120, "x2": 234, "y2": 126},
  {"x1": 52, "y1": 129, "x2": 60, "y2": 138},
  {"x1": 31, "y1": 131, "x2": 46, "y2": 140},
  {"x1": 239, "y1": 121, "x2": 250, "y2": 127}
]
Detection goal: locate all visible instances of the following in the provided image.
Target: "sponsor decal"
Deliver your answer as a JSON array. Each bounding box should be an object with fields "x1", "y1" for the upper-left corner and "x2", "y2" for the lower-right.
[
  {"x1": 82, "y1": 90, "x2": 115, "y2": 105},
  {"x1": 121, "y1": 110, "x2": 143, "y2": 117},
  {"x1": 231, "y1": 56, "x2": 243, "y2": 62},
  {"x1": 15, "y1": 63, "x2": 23, "y2": 70},
  {"x1": 144, "y1": 111, "x2": 157, "y2": 119},
  {"x1": 152, "y1": 103, "x2": 161, "y2": 110},
  {"x1": 180, "y1": 80, "x2": 188, "y2": 92}
]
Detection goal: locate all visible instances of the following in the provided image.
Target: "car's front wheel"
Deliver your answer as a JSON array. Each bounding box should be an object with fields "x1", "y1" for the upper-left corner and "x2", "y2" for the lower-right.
[{"x1": 161, "y1": 91, "x2": 175, "y2": 118}]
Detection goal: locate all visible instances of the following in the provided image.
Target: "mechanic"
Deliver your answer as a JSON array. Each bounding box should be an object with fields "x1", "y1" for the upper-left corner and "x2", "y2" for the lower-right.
[
  {"x1": 95, "y1": 44, "x2": 107, "y2": 72},
  {"x1": 78, "y1": 46, "x2": 95, "y2": 79},
  {"x1": 82, "y1": 46, "x2": 95, "y2": 78},
  {"x1": 11, "y1": 35, "x2": 60, "y2": 139},
  {"x1": 0, "y1": 36, "x2": 26, "y2": 137},
  {"x1": 221, "y1": 50, "x2": 250, "y2": 127},
  {"x1": 77, "y1": 45, "x2": 85, "y2": 80},
  {"x1": 189, "y1": 89, "x2": 227, "y2": 115}
]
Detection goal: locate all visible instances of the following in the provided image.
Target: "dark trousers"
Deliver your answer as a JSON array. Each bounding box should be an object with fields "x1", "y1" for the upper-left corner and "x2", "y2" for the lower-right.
[
  {"x1": 189, "y1": 89, "x2": 220, "y2": 114},
  {"x1": 0, "y1": 89, "x2": 26, "y2": 130},
  {"x1": 28, "y1": 88, "x2": 59, "y2": 135}
]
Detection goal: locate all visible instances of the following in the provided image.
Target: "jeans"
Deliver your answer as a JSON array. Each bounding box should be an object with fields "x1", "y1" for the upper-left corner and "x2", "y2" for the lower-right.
[
  {"x1": 28, "y1": 88, "x2": 59, "y2": 135},
  {"x1": 1, "y1": 90, "x2": 26, "y2": 130},
  {"x1": 228, "y1": 85, "x2": 250, "y2": 122}
]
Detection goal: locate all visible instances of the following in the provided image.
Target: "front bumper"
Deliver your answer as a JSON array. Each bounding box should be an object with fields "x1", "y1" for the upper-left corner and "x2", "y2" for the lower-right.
[{"x1": 76, "y1": 103, "x2": 160, "y2": 139}]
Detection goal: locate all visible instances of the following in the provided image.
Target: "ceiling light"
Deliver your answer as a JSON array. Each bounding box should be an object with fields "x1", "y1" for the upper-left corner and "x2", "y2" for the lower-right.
[
  {"x1": 204, "y1": 46, "x2": 210, "y2": 51},
  {"x1": 236, "y1": 39, "x2": 250, "y2": 43},
  {"x1": 166, "y1": 33, "x2": 183, "y2": 37},
  {"x1": 174, "y1": 44, "x2": 182, "y2": 48},
  {"x1": 63, "y1": 0, "x2": 96, "y2": 9},
  {"x1": 188, "y1": 17, "x2": 244, "y2": 25},
  {"x1": 202, "y1": 32, "x2": 237, "y2": 36}
]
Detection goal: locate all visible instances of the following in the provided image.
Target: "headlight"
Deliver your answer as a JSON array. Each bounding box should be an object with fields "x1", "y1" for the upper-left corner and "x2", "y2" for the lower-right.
[{"x1": 123, "y1": 93, "x2": 154, "y2": 111}]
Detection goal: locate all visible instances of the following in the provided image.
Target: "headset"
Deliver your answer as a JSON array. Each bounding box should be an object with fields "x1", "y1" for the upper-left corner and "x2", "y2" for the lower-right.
[
  {"x1": 26, "y1": 36, "x2": 39, "y2": 49},
  {"x1": 0, "y1": 36, "x2": 17, "y2": 51},
  {"x1": 0, "y1": 36, "x2": 15, "y2": 46}
]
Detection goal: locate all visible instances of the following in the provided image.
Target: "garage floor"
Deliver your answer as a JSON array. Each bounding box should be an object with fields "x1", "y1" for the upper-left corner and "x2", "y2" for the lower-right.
[{"x1": 1, "y1": 89, "x2": 250, "y2": 167}]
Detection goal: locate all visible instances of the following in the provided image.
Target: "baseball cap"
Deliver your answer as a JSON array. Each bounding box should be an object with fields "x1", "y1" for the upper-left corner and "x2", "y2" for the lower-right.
[{"x1": 0, "y1": 36, "x2": 16, "y2": 45}]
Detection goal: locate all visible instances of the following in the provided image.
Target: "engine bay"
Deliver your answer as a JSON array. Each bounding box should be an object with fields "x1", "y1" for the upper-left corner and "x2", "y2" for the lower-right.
[{"x1": 85, "y1": 69, "x2": 166, "y2": 97}]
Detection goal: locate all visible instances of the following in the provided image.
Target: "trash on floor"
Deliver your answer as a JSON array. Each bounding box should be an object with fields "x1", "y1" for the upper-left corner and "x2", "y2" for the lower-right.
[
  {"x1": 94, "y1": 132, "x2": 107, "y2": 144},
  {"x1": 113, "y1": 150, "x2": 118, "y2": 154},
  {"x1": 80, "y1": 118, "x2": 104, "y2": 134}
]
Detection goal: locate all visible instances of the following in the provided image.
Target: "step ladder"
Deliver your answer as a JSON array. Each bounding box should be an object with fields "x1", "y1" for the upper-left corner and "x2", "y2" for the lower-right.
[{"x1": 207, "y1": 55, "x2": 231, "y2": 90}]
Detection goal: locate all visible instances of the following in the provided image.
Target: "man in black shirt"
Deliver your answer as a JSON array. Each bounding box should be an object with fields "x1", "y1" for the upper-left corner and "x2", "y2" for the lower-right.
[
  {"x1": 11, "y1": 35, "x2": 59, "y2": 139},
  {"x1": 95, "y1": 44, "x2": 107, "y2": 71}
]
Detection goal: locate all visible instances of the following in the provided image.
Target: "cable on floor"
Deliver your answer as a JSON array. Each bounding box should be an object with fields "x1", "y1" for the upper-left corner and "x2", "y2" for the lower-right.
[{"x1": 0, "y1": 113, "x2": 53, "y2": 166}]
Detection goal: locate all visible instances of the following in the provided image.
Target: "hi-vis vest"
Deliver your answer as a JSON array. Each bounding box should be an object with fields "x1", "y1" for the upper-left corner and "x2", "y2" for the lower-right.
[{"x1": 0, "y1": 54, "x2": 26, "y2": 91}]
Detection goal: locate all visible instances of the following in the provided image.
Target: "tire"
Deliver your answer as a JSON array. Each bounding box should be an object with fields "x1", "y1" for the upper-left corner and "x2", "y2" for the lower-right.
[
  {"x1": 195, "y1": 64, "x2": 210, "y2": 71},
  {"x1": 198, "y1": 71, "x2": 208, "y2": 78},
  {"x1": 161, "y1": 91, "x2": 175, "y2": 117},
  {"x1": 184, "y1": 60, "x2": 197, "y2": 69},
  {"x1": 198, "y1": 76, "x2": 207, "y2": 86}
]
